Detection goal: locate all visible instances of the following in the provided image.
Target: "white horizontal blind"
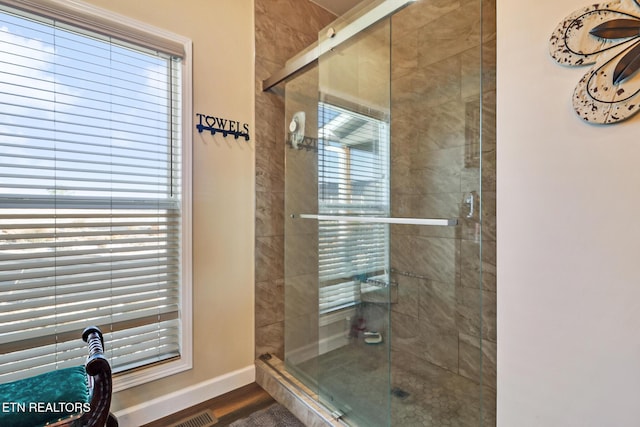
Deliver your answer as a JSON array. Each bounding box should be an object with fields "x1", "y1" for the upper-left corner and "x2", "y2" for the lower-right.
[
  {"x1": 317, "y1": 103, "x2": 389, "y2": 313},
  {"x1": 0, "y1": 5, "x2": 183, "y2": 382}
]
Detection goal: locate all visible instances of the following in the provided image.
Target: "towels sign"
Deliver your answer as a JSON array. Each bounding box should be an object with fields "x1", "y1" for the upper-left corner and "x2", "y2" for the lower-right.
[{"x1": 196, "y1": 113, "x2": 250, "y2": 141}]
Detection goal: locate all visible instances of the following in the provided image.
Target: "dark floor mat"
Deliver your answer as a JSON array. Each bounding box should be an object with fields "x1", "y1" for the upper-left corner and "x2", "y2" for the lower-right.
[{"x1": 227, "y1": 403, "x2": 304, "y2": 427}]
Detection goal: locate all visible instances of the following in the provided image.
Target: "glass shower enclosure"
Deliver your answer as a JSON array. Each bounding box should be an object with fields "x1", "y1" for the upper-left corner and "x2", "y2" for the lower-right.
[{"x1": 281, "y1": 0, "x2": 492, "y2": 425}]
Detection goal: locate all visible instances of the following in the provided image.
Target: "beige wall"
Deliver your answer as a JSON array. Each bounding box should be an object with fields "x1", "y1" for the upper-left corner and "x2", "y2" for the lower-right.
[
  {"x1": 81, "y1": 0, "x2": 256, "y2": 417},
  {"x1": 498, "y1": 0, "x2": 640, "y2": 425}
]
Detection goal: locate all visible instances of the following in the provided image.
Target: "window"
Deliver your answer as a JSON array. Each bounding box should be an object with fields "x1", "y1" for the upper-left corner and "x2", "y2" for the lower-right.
[
  {"x1": 317, "y1": 102, "x2": 390, "y2": 314},
  {"x1": 0, "y1": 1, "x2": 192, "y2": 389}
]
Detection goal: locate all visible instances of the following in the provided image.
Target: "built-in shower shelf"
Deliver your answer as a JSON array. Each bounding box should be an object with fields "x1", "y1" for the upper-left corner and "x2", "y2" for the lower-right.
[{"x1": 293, "y1": 214, "x2": 458, "y2": 227}]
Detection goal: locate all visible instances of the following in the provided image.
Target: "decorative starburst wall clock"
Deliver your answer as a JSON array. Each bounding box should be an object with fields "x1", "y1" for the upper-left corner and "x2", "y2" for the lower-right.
[{"x1": 550, "y1": 0, "x2": 640, "y2": 124}]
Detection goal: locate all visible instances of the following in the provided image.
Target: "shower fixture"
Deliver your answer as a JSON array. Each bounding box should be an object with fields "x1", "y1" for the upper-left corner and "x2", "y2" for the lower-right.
[{"x1": 289, "y1": 111, "x2": 306, "y2": 149}]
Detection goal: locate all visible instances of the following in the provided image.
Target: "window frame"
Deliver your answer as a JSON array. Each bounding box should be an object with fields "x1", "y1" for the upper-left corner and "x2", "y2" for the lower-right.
[{"x1": 0, "y1": 0, "x2": 193, "y2": 392}]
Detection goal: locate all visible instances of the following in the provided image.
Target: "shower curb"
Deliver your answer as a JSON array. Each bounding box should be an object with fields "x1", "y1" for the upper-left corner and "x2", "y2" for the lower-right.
[{"x1": 255, "y1": 355, "x2": 345, "y2": 427}]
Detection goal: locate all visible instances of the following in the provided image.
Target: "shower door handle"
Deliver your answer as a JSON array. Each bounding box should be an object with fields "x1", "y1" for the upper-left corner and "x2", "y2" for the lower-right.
[{"x1": 292, "y1": 214, "x2": 457, "y2": 226}]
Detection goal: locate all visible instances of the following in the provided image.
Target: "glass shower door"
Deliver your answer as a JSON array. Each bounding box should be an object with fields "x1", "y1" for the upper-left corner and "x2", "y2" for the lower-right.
[
  {"x1": 283, "y1": 0, "x2": 490, "y2": 425},
  {"x1": 282, "y1": 13, "x2": 393, "y2": 422},
  {"x1": 314, "y1": 13, "x2": 393, "y2": 427},
  {"x1": 387, "y1": 0, "x2": 487, "y2": 425},
  {"x1": 283, "y1": 62, "x2": 321, "y2": 394}
]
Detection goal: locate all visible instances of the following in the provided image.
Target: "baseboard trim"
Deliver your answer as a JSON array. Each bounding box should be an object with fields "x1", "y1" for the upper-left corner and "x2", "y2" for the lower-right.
[{"x1": 113, "y1": 364, "x2": 255, "y2": 426}]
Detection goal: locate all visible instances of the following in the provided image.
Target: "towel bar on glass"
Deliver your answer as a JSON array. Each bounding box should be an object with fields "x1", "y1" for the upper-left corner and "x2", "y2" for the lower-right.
[{"x1": 292, "y1": 214, "x2": 457, "y2": 227}]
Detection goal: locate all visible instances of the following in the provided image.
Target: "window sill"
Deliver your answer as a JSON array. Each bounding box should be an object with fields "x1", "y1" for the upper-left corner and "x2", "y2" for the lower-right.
[{"x1": 113, "y1": 356, "x2": 192, "y2": 392}]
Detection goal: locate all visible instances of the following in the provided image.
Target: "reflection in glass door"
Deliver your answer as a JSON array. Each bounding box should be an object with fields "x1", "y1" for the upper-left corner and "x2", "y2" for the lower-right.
[{"x1": 315, "y1": 102, "x2": 391, "y2": 427}]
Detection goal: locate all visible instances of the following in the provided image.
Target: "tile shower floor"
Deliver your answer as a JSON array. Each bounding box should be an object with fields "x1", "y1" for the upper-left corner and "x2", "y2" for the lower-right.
[{"x1": 300, "y1": 339, "x2": 494, "y2": 426}]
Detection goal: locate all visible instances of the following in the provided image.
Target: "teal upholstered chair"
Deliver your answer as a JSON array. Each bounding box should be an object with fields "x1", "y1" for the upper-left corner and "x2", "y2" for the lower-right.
[{"x1": 0, "y1": 327, "x2": 118, "y2": 427}]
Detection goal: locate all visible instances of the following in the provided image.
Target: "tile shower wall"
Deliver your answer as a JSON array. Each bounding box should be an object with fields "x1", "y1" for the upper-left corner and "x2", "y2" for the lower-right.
[
  {"x1": 254, "y1": 0, "x2": 336, "y2": 359},
  {"x1": 389, "y1": 0, "x2": 497, "y2": 417}
]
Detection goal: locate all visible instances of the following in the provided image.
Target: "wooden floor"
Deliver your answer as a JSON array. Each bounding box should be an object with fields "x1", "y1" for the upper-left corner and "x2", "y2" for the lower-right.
[{"x1": 140, "y1": 382, "x2": 275, "y2": 427}]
